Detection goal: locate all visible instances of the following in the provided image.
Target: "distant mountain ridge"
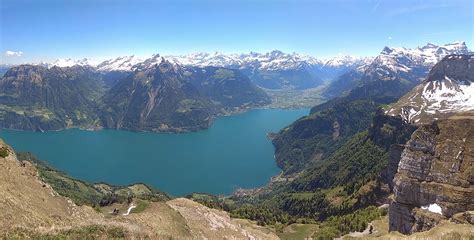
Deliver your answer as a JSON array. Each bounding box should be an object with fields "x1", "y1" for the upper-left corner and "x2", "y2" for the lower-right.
[
  {"x1": 27, "y1": 50, "x2": 373, "y2": 90},
  {"x1": 364, "y1": 41, "x2": 469, "y2": 83},
  {"x1": 323, "y1": 41, "x2": 470, "y2": 98},
  {"x1": 12, "y1": 42, "x2": 467, "y2": 91}
]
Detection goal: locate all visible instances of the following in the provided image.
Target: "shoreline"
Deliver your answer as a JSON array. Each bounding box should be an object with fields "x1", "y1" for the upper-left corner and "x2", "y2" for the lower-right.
[{"x1": 0, "y1": 105, "x2": 312, "y2": 134}]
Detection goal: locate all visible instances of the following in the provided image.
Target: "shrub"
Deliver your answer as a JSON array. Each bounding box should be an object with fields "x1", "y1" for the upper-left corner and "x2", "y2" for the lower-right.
[{"x1": 0, "y1": 147, "x2": 9, "y2": 158}]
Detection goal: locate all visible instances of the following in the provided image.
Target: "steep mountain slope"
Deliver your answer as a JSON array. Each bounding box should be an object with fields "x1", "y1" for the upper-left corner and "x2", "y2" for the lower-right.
[
  {"x1": 0, "y1": 140, "x2": 278, "y2": 239},
  {"x1": 272, "y1": 98, "x2": 382, "y2": 175},
  {"x1": 389, "y1": 111, "x2": 474, "y2": 234},
  {"x1": 185, "y1": 66, "x2": 271, "y2": 111},
  {"x1": 321, "y1": 66, "x2": 366, "y2": 98},
  {"x1": 0, "y1": 64, "x2": 13, "y2": 77},
  {"x1": 101, "y1": 58, "x2": 270, "y2": 132},
  {"x1": 0, "y1": 65, "x2": 104, "y2": 131},
  {"x1": 0, "y1": 141, "x2": 103, "y2": 233},
  {"x1": 101, "y1": 59, "x2": 215, "y2": 132},
  {"x1": 386, "y1": 54, "x2": 474, "y2": 124},
  {"x1": 324, "y1": 42, "x2": 470, "y2": 99}
]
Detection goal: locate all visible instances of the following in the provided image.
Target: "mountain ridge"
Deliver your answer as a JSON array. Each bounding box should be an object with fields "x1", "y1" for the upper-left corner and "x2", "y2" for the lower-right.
[
  {"x1": 0, "y1": 59, "x2": 270, "y2": 132},
  {"x1": 323, "y1": 42, "x2": 470, "y2": 98},
  {"x1": 386, "y1": 54, "x2": 474, "y2": 124}
]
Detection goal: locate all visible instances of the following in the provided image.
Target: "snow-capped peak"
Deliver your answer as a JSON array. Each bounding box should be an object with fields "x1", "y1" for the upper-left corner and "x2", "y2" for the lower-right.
[
  {"x1": 377, "y1": 41, "x2": 469, "y2": 68},
  {"x1": 132, "y1": 54, "x2": 180, "y2": 71},
  {"x1": 323, "y1": 55, "x2": 372, "y2": 68},
  {"x1": 163, "y1": 50, "x2": 324, "y2": 71},
  {"x1": 96, "y1": 55, "x2": 144, "y2": 72},
  {"x1": 367, "y1": 41, "x2": 470, "y2": 79},
  {"x1": 51, "y1": 58, "x2": 96, "y2": 68},
  {"x1": 386, "y1": 54, "x2": 474, "y2": 124}
]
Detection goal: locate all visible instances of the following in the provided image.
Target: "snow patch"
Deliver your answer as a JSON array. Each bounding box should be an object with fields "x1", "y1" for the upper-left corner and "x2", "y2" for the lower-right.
[
  {"x1": 421, "y1": 203, "x2": 443, "y2": 215},
  {"x1": 97, "y1": 55, "x2": 144, "y2": 71},
  {"x1": 123, "y1": 203, "x2": 136, "y2": 216},
  {"x1": 422, "y1": 76, "x2": 474, "y2": 113}
]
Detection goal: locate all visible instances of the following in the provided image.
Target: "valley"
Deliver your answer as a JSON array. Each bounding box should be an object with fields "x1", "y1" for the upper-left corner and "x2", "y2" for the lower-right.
[
  {"x1": 0, "y1": 41, "x2": 472, "y2": 239},
  {"x1": 0, "y1": 108, "x2": 308, "y2": 196},
  {"x1": 2, "y1": 0, "x2": 474, "y2": 237}
]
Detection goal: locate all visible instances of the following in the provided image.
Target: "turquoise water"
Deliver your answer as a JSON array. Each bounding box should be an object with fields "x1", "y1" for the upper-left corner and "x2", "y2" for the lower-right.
[{"x1": 0, "y1": 108, "x2": 308, "y2": 196}]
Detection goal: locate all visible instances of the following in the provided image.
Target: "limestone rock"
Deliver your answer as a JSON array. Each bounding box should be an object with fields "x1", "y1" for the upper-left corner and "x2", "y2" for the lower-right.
[{"x1": 389, "y1": 111, "x2": 474, "y2": 234}]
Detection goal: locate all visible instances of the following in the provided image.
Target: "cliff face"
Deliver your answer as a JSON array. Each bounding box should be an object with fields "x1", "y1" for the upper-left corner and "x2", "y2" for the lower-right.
[{"x1": 389, "y1": 111, "x2": 474, "y2": 234}]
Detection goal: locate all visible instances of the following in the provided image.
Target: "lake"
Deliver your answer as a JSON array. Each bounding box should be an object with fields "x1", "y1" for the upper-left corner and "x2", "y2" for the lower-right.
[{"x1": 0, "y1": 108, "x2": 308, "y2": 196}]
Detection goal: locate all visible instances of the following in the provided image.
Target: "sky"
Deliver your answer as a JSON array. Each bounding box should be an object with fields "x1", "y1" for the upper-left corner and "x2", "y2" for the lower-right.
[{"x1": 1, "y1": 0, "x2": 473, "y2": 64}]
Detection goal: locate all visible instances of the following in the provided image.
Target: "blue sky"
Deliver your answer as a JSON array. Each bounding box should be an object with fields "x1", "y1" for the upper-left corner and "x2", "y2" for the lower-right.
[{"x1": 1, "y1": 0, "x2": 473, "y2": 64}]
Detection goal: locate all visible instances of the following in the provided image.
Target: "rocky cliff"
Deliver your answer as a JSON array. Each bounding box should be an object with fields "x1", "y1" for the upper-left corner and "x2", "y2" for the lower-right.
[{"x1": 389, "y1": 111, "x2": 474, "y2": 234}]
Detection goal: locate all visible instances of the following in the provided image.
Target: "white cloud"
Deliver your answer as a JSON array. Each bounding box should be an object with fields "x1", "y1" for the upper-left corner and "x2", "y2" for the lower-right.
[
  {"x1": 4, "y1": 51, "x2": 24, "y2": 57},
  {"x1": 388, "y1": 36, "x2": 393, "y2": 40}
]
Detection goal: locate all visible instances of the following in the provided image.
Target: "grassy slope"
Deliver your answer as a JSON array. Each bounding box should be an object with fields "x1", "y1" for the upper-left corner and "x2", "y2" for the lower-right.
[{"x1": 16, "y1": 152, "x2": 169, "y2": 208}]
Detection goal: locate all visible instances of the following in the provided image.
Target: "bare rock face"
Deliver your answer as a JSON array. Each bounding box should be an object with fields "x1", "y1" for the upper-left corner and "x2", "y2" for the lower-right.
[{"x1": 389, "y1": 111, "x2": 474, "y2": 234}]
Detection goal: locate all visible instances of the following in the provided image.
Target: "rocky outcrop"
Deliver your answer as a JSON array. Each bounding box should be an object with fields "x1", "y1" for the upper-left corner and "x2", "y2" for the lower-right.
[
  {"x1": 383, "y1": 144, "x2": 405, "y2": 190},
  {"x1": 389, "y1": 111, "x2": 474, "y2": 234}
]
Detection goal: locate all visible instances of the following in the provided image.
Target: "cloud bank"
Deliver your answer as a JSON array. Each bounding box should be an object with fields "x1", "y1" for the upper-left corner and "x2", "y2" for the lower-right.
[{"x1": 4, "y1": 51, "x2": 24, "y2": 57}]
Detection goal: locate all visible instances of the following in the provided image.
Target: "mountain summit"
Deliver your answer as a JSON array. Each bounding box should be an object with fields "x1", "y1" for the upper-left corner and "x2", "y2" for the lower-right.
[{"x1": 386, "y1": 54, "x2": 474, "y2": 124}]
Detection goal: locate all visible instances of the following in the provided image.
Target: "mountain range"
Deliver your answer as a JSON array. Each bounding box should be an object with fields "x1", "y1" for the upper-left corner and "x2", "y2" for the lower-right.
[
  {"x1": 0, "y1": 41, "x2": 470, "y2": 133},
  {"x1": 0, "y1": 59, "x2": 270, "y2": 132},
  {"x1": 20, "y1": 50, "x2": 372, "y2": 90},
  {"x1": 0, "y1": 41, "x2": 472, "y2": 238},
  {"x1": 3, "y1": 42, "x2": 468, "y2": 94},
  {"x1": 323, "y1": 41, "x2": 470, "y2": 98}
]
